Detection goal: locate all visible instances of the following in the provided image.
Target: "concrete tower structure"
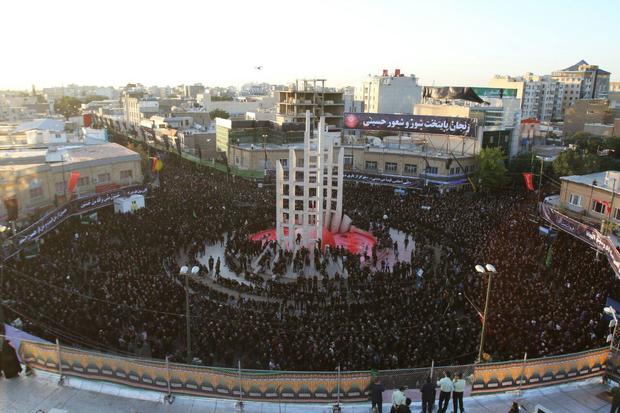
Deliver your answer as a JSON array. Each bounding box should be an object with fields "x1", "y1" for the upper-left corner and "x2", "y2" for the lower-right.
[{"x1": 275, "y1": 111, "x2": 344, "y2": 251}]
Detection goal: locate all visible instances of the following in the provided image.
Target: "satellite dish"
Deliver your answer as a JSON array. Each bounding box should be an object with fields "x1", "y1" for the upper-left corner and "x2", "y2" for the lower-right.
[
  {"x1": 191, "y1": 266, "x2": 200, "y2": 275},
  {"x1": 179, "y1": 266, "x2": 189, "y2": 275}
]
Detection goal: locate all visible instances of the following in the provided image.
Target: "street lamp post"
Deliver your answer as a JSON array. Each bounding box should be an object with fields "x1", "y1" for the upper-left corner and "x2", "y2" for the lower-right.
[
  {"x1": 475, "y1": 264, "x2": 497, "y2": 363},
  {"x1": 0, "y1": 225, "x2": 7, "y2": 324},
  {"x1": 180, "y1": 265, "x2": 200, "y2": 364}
]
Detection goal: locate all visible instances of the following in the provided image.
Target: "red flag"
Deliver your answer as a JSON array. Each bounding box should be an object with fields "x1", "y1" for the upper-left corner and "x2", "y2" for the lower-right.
[
  {"x1": 67, "y1": 171, "x2": 80, "y2": 193},
  {"x1": 522, "y1": 172, "x2": 534, "y2": 191}
]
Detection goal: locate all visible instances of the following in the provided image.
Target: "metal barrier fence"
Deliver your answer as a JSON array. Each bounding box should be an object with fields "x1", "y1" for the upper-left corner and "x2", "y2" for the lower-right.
[{"x1": 17, "y1": 338, "x2": 611, "y2": 403}]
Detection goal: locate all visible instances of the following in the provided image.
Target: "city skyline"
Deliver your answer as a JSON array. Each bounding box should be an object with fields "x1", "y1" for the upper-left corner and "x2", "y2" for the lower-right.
[{"x1": 2, "y1": 0, "x2": 619, "y2": 90}]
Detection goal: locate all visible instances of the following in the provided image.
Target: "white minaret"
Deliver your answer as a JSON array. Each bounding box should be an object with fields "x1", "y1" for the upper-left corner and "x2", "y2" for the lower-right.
[{"x1": 276, "y1": 111, "x2": 343, "y2": 251}]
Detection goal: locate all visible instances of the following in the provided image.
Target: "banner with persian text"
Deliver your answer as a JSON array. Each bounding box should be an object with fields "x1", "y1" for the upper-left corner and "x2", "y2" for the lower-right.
[
  {"x1": 540, "y1": 202, "x2": 620, "y2": 278},
  {"x1": 343, "y1": 113, "x2": 476, "y2": 137},
  {"x1": 2, "y1": 185, "x2": 148, "y2": 260}
]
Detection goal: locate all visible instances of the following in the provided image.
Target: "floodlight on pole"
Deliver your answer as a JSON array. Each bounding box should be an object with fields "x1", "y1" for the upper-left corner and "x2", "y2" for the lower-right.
[
  {"x1": 476, "y1": 263, "x2": 497, "y2": 364},
  {"x1": 180, "y1": 265, "x2": 194, "y2": 363},
  {"x1": 604, "y1": 305, "x2": 619, "y2": 351}
]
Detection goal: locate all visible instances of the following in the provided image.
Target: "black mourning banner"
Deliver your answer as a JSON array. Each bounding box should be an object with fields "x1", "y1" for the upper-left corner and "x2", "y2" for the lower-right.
[
  {"x1": 422, "y1": 87, "x2": 485, "y2": 104},
  {"x1": 343, "y1": 113, "x2": 476, "y2": 137}
]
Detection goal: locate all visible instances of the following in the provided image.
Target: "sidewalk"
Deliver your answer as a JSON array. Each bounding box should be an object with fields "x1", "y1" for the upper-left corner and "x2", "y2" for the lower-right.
[{"x1": 0, "y1": 370, "x2": 611, "y2": 413}]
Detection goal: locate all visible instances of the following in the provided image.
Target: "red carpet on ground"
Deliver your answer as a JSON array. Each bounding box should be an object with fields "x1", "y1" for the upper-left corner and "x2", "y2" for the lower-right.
[{"x1": 249, "y1": 226, "x2": 376, "y2": 255}]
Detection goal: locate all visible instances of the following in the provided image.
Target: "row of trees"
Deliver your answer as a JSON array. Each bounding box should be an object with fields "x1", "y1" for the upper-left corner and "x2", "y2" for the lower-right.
[
  {"x1": 54, "y1": 95, "x2": 109, "y2": 119},
  {"x1": 475, "y1": 133, "x2": 620, "y2": 191}
]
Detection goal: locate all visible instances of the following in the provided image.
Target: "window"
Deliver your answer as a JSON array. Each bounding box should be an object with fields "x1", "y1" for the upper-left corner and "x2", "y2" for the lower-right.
[
  {"x1": 279, "y1": 158, "x2": 288, "y2": 168},
  {"x1": 97, "y1": 173, "x2": 111, "y2": 183},
  {"x1": 78, "y1": 176, "x2": 90, "y2": 186},
  {"x1": 344, "y1": 155, "x2": 353, "y2": 166},
  {"x1": 592, "y1": 199, "x2": 606, "y2": 214},
  {"x1": 55, "y1": 182, "x2": 65, "y2": 194},
  {"x1": 385, "y1": 162, "x2": 397, "y2": 172},
  {"x1": 425, "y1": 166, "x2": 438, "y2": 174},
  {"x1": 404, "y1": 164, "x2": 417, "y2": 174},
  {"x1": 365, "y1": 161, "x2": 377, "y2": 170},
  {"x1": 120, "y1": 170, "x2": 133, "y2": 179},
  {"x1": 614, "y1": 207, "x2": 620, "y2": 221},
  {"x1": 568, "y1": 193, "x2": 582, "y2": 207},
  {"x1": 30, "y1": 187, "x2": 43, "y2": 199}
]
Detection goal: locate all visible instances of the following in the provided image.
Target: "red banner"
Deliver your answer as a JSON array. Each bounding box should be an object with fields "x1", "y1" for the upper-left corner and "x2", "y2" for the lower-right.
[
  {"x1": 67, "y1": 171, "x2": 80, "y2": 194},
  {"x1": 522, "y1": 172, "x2": 534, "y2": 191}
]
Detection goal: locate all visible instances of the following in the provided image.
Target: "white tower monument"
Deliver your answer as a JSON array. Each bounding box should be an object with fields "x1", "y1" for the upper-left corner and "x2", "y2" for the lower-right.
[{"x1": 275, "y1": 111, "x2": 344, "y2": 250}]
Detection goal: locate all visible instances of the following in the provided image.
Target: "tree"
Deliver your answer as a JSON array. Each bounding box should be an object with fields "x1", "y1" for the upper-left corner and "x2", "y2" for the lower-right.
[
  {"x1": 209, "y1": 109, "x2": 230, "y2": 120},
  {"x1": 507, "y1": 152, "x2": 535, "y2": 174},
  {"x1": 82, "y1": 95, "x2": 108, "y2": 104},
  {"x1": 565, "y1": 132, "x2": 602, "y2": 154},
  {"x1": 475, "y1": 147, "x2": 507, "y2": 190},
  {"x1": 552, "y1": 149, "x2": 601, "y2": 177},
  {"x1": 54, "y1": 96, "x2": 81, "y2": 119}
]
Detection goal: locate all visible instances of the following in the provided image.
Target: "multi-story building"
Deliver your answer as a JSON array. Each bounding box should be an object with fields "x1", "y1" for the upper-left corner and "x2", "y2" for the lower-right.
[
  {"x1": 490, "y1": 61, "x2": 611, "y2": 121},
  {"x1": 490, "y1": 73, "x2": 563, "y2": 121},
  {"x1": 415, "y1": 89, "x2": 522, "y2": 157},
  {"x1": 121, "y1": 84, "x2": 160, "y2": 126},
  {"x1": 0, "y1": 142, "x2": 143, "y2": 222},
  {"x1": 563, "y1": 99, "x2": 620, "y2": 137},
  {"x1": 356, "y1": 69, "x2": 422, "y2": 114},
  {"x1": 275, "y1": 79, "x2": 344, "y2": 129},
  {"x1": 183, "y1": 84, "x2": 205, "y2": 99},
  {"x1": 552, "y1": 60, "x2": 611, "y2": 111}
]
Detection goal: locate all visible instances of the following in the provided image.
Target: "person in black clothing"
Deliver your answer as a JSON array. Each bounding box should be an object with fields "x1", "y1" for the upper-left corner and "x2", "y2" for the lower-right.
[
  {"x1": 370, "y1": 377, "x2": 385, "y2": 413},
  {"x1": 397, "y1": 398, "x2": 412, "y2": 413},
  {"x1": 1, "y1": 339, "x2": 22, "y2": 379},
  {"x1": 421, "y1": 376, "x2": 436, "y2": 413}
]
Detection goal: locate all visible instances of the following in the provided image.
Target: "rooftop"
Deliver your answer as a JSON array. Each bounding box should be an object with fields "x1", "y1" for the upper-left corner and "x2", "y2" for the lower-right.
[
  {"x1": 0, "y1": 142, "x2": 139, "y2": 172},
  {"x1": 558, "y1": 60, "x2": 610, "y2": 75},
  {"x1": 0, "y1": 371, "x2": 611, "y2": 413},
  {"x1": 560, "y1": 170, "x2": 620, "y2": 191},
  {"x1": 12, "y1": 118, "x2": 64, "y2": 133}
]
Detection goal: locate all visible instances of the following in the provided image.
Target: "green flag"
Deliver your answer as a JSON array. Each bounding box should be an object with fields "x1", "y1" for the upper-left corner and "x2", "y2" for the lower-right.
[{"x1": 545, "y1": 243, "x2": 553, "y2": 267}]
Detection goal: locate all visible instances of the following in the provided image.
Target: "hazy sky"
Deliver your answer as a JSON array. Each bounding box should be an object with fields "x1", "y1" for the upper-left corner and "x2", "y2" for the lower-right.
[{"x1": 2, "y1": 0, "x2": 619, "y2": 90}]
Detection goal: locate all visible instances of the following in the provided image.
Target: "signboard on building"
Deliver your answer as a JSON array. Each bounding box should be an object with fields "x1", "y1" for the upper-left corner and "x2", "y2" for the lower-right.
[
  {"x1": 472, "y1": 87, "x2": 518, "y2": 99},
  {"x1": 343, "y1": 113, "x2": 476, "y2": 137}
]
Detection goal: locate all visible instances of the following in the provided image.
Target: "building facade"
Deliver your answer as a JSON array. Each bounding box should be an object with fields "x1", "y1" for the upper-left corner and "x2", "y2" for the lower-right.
[
  {"x1": 563, "y1": 99, "x2": 620, "y2": 137},
  {"x1": 490, "y1": 73, "x2": 564, "y2": 121},
  {"x1": 556, "y1": 171, "x2": 620, "y2": 231},
  {"x1": 490, "y1": 61, "x2": 611, "y2": 121},
  {"x1": 552, "y1": 60, "x2": 611, "y2": 111},
  {"x1": 229, "y1": 139, "x2": 476, "y2": 189},
  {"x1": 0, "y1": 142, "x2": 143, "y2": 222},
  {"x1": 275, "y1": 79, "x2": 344, "y2": 129},
  {"x1": 356, "y1": 69, "x2": 422, "y2": 114}
]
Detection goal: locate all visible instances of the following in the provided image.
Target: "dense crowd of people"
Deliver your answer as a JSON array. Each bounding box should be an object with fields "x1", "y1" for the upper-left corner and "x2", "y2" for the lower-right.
[{"x1": 2, "y1": 141, "x2": 619, "y2": 373}]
